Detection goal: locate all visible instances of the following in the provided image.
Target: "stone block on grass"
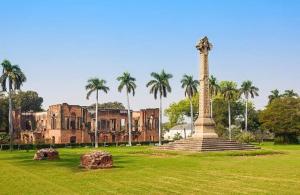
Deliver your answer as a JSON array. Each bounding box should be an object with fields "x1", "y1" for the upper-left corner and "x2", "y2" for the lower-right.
[
  {"x1": 33, "y1": 148, "x2": 59, "y2": 160},
  {"x1": 80, "y1": 151, "x2": 113, "y2": 169}
]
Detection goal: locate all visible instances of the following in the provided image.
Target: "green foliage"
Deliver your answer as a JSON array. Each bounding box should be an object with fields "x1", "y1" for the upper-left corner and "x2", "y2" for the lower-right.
[
  {"x1": 260, "y1": 97, "x2": 300, "y2": 144},
  {"x1": 0, "y1": 90, "x2": 43, "y2": 132},
  {"x1": 0, "y1": 97, "x2": 8, "y2": 131},
  {"x1": 209, "y1": 75, "x2": 220, "y2": 97},
  {"x1": 213, "y1": 97, "x2": 246, "y2": 136},
  {"x1": 173, "y1": 132, "x2": 183, "y2": 140},
  {"x1": 268, "y1": 89, "x2": 281, "y2": 104},
  {"x1": 235, "y1": 131, "x2": 255, "y2": 144},
  {"x1": 244, "y1": 108, "x2": 261, "y2": 130},
  {"x1": 219, "y1": 81, "x2": 239, "y2": 101},
  {"x1": 146, "y1": 70, "x2": 173, "y2": 99},
  {"x1": 268, "y1": 89, "x2": 298, "y2": 105},
  {"x1": 283, "y1": 89, "x2": 299, "y2": 98},
  {"x1": 164, "y1": 94, "x2": 198, "y2": 127},
  {"x1": 117, "y1": 72, "x2": 136, "y2": 96},
  {"x1": 181, "y1": 74, "x2": 199, "y2": 98},
  {"x1": 89, "y1": 102, "x2": 125, "y2": 110},
  {"x1": 0, "y1": 132, "x2": 9, "y2": 144},
  {"x1": 12, "y1": 91, "x2": 44, "y2": 112},
  {"x1": 85, "y1": 78, "x2": 109, "y2": 100},
  {"x1": 162, "y1": 122, "x2": 172, "y2": 132},
  {"x1": 0, "y1": 60, "x2": 26, "y2": 91},
  {"x1": 239, "y1": 80, "x2": 259, "y2": 99},
  {"x1": 274, "y1": 135, "x2": 299, "y2": 145}
]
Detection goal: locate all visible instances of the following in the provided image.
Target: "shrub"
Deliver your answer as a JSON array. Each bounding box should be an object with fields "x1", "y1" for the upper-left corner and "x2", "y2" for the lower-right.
[
  {"x1": 274, "y1": 133, "x2": 299, "y2": 144},
  {"x1": 235, "y1": 131, "x2": 255, "y2": 144},
  {"x1": 0, "y1": 133, "x2": 9, "y2": 144},
  {"x1": 173, "y1": 132, "x2": 183, "y2": 141}
]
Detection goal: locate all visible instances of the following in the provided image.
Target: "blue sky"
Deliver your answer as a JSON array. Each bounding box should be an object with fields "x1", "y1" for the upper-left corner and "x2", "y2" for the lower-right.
[{"x1": 1, "y1": 0, "x2": 300, "y2": 114}]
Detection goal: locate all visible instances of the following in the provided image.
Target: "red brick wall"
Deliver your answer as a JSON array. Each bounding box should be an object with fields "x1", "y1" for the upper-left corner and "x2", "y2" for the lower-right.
[{"x1": 15, "y1": 103, "x2": 159, "y2": 144}]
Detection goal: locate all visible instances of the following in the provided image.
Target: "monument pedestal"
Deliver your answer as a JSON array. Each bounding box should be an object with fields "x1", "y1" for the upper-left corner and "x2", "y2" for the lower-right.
[{"x1": 193, "y1": 117, "x2": 218, "y2": 138}]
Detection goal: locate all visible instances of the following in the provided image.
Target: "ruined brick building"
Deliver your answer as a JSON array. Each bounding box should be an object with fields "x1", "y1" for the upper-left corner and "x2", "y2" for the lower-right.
[{"x1": 13, "y1": 103, "x2": 159, "y2": 144}]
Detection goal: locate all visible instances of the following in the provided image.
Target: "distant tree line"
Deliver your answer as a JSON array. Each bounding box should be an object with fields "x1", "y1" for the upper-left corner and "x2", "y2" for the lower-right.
[
  {"x1": 0, "y1": 90, "x2": 44, "y2": 131},
  {"x1": 89, "y1": 102, "x2": 125, "y2": 110}
]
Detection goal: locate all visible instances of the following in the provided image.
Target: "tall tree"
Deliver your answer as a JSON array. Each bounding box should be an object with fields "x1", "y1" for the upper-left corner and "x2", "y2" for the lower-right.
[
  {"x1": 209, "y1": 75, "x2": 220, "y2": 118},
  {"x1": 283, "y1": 90, "x2": 299, "y2": 98},
  {"x1": 268, "y1": 89, "x2": 281, "y2": 104},
  {"x1": 86, "y1": 78, "x2": 109, "y2": 148},
  {"x1": 0, "y1": 60, "x2": 26, "y2": 151},
  {"x1": 12, "y1": 90, "x2": 43, "y2": 112},
  {"x1": 117, "y1": 72, "x2": 137, "y2": 146},
  {"x1": 260, "y1": 97, "x2": 300, "y2": 144},
  {"x1": 220, "y1": 81, "x2": 238, "y2": 140},
  {"x1": 239, "y1": 81, "x2": 259, "y2": 132},
  {"x1": 146, "y1": 70, "x2": 173, "y2": 145},
  {"x1": 181, "y1": 74, "x2": 199, "y2": 136}
]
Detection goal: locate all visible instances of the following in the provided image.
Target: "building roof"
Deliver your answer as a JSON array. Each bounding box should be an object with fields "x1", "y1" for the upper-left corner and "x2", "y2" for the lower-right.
[{"x1": 170, "y1": 124, "x2": 192, "y2": 131}]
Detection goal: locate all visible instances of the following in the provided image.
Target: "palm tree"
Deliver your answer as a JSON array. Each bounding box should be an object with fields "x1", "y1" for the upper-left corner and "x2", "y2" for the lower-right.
[
  {"x1": 117, "y1": 72, "x2": 136, "y2": 146},
  {"x1": 268, "y1": 89, "x2": 281, "y2": 104},
  {"x1": 0, "y1": 60, "x2": 26, "y2": 151},
  {"x1": 181, "y1": 74, "x2": 199, "y2": 136},
  {"x1": 283, "y1": 90, "x2": 299, "y2": 98},
  {"x1": 220, "y1": 81, "x2": 238, "y2": 140},
  {"x1": 146, "y1": 70, "x2": 173, "y2": 146},
  {"x1": 86, "y1": 78, "x2": 109, "y2": 148},
  {"x1": 209, "y1": 75, "x2": 220, "y2": 118},
  {"x1": 239, "y1": 81, "x2": 259, "y2": 132}
]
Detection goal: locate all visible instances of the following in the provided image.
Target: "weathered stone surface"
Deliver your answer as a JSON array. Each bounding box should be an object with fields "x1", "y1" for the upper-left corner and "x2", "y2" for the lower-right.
[
  {"x1": 33, "y1": 148, "x2": 59, "y2": 160},
  {"x1": 194, "y1": 37, "x2": 218, "y2": 138},
  {"x1": 80, "y1": 151, "x2": 113, "y2": 169},
  {"x1": 160, "y1": 138, "x2": 260, "y2": 152}
]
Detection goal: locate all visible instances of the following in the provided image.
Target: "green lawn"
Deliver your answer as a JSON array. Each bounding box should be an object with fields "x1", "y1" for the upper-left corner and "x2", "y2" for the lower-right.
[{"x1": 0, "y1": 143, "x2": 300, "y2": 194}]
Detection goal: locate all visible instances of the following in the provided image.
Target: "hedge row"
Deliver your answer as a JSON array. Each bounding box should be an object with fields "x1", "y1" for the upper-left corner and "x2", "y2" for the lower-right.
[{"x1": 0, "y1": 140, "x2": 171, "y2": 151}]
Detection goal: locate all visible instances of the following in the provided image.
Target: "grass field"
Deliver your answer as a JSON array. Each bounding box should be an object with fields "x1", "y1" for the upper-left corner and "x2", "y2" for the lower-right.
[{"x1": 0, "y1": 143, "x2": 300, "y2": 194}]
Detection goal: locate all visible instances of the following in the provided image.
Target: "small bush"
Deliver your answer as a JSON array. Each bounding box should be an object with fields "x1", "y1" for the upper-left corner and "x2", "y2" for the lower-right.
[
  {"x1": 235, "y1": 131, "x2": 255, "y2": 144},
  {"x1": 274, "y1": 133, "x2": 299, "y2": 144},
  {"x1": 173, "y1": 132, "x2": 183, "y2": 141},
  {"x1": 0, "y1": 133, "x2": 9, "y2": 144}
]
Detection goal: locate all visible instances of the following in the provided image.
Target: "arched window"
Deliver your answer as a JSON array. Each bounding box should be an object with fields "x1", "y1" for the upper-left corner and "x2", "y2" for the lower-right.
[{"x1": 51, "y1": 114, "x2": 56, "y2": 129}]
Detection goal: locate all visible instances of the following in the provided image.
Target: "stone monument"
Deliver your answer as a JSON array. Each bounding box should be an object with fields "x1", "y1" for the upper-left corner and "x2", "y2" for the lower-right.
[
  {"x1": 159, "y1": 36, "x2": 259, "y2": 151},
  {"x1": 193, "y1": 36, "x2": 218, "y2": 139}
]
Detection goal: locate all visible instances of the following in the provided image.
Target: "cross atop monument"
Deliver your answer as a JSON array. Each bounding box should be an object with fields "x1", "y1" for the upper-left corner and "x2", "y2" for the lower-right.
[{"x1": 196, "y1": 36, "x2": 213, "y2": 55}]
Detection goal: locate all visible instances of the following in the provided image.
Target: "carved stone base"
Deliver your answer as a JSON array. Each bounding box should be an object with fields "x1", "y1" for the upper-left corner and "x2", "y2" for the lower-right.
[{"x1": 193, "y1": 117, "x2": 218, "y2": 138}]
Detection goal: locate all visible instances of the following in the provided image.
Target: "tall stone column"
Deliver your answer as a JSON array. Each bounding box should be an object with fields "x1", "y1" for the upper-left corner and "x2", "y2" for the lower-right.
[{"x1": 193, "y1": 36, "x2": 218, "y2": 138}]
